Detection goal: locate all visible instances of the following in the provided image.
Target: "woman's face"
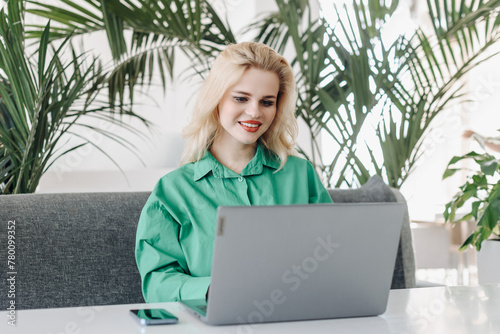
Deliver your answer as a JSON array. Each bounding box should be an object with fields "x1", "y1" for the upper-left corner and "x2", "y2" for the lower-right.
[{"x1": 216, "y1": 67, "x2": 279, "y2": 150}]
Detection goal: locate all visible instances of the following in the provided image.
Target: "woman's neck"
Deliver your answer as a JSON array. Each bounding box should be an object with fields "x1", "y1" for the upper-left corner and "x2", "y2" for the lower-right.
[{"x1": 209, "y1": 140, "x2": 257, "y2": 174}]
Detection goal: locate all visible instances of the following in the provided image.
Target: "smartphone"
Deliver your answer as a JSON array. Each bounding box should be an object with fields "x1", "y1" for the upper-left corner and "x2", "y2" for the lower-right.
[{"x1": 130, "y1": 308, "x2": 178, "y2": 325}]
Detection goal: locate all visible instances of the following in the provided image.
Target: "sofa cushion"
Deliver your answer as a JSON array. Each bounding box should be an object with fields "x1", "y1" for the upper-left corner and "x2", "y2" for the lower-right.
[{"x1": 0, "y1": 192, "x2": 150, "y2": 310}]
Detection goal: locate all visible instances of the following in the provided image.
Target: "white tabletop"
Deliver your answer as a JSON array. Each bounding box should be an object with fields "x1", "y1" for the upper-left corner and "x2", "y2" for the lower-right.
[{"x1": 3, "y1": 284, "x2": 500, "y2": 334}]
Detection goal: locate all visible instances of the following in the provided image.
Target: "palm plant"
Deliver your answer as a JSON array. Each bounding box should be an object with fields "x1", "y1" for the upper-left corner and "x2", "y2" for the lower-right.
[
  {"x1": 25, "y1": 0, "x2": 500, "y2": 189},
  {"x1": 377, "y1": 0, "x2": 500, "y2": 188},
  {"x1": 248, "y1": 0, "x2": 400, "y2": 187},
  {"x1": 0, "y1": 1, "x2": 148, "y2": 194},
  {"x1": 250, "y1": 0, "x2": 500, "y2": 188},
  {"x1": 25, "y1": 0, "x2": 236, "y2": 108}
]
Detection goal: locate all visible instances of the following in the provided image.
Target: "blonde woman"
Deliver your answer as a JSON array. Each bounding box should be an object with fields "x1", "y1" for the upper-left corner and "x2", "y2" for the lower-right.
[{"x1": 135, "y1": 42, "x2": 332, "y2": 303}]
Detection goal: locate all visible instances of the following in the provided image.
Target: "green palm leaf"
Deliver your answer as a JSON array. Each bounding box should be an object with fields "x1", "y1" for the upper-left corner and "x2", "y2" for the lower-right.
[
  {"x1": 0, "y1": 2, "x2": 149, "y2": 194},
  {"x1": 251, "y1": 0, "x2": 399, "y2": 187},
  {"x1": 26, "y1": 0, "x2": 235, "y2": 108},
  {"x1": 378, "y1": 0, "x2": 500, "y2": 187}
]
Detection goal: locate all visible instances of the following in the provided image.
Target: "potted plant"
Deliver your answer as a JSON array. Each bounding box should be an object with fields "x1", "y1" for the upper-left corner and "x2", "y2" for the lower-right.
[
  {"x1": 0, "y1": 1, "x2": 149, "y2": 194},
  {"x1": 443, "y1": 131, "x2": 500, "y2": 284}
]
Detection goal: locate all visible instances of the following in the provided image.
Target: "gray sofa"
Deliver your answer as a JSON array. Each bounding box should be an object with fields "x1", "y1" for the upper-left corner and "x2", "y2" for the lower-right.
[{"x1": 0, "y1": 176, "x2": 415, "y2": 310}]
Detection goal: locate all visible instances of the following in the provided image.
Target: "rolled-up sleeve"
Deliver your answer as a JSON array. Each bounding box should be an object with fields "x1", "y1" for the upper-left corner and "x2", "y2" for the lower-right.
[{"x1": 135, "y1": 196, "x2": 210, "y2": 302}]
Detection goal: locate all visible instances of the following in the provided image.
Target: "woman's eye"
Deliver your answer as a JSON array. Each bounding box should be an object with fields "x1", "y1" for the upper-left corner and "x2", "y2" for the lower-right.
[
  {"x1": 234, "y1": 96, "x2": 247, "y2": 103},
  {"x1": 261, "y1": 100, "x2": 274, "y2": 107}
]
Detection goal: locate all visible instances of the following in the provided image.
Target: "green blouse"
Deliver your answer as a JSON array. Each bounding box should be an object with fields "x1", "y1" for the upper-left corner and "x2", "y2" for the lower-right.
[{"x1": 135, "y1": 144, "x2": 333, "y2": 302}]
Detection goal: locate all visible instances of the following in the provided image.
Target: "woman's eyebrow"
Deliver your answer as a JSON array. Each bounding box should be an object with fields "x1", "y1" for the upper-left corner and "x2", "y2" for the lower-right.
[
  {"x1": 233, "y1": 90, "x2": 251, "y2": 96},
  {"x1": 233, "y1": 90, "x2": 277, "y2": 99}
]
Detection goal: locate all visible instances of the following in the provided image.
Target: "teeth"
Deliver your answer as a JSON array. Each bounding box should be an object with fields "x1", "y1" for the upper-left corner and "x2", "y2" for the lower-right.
[{"x1": 240, "y1": 122, "x2": 260, "y2": 128}]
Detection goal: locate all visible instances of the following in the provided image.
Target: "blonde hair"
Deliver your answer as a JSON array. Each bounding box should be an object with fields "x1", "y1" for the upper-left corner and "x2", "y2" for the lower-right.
[{"x1": 180, "y1": 42, "x2": 298, "y2": 170}]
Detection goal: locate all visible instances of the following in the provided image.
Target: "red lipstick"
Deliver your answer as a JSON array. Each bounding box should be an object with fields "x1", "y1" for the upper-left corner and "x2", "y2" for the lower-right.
[{"x1": 238, "y1": 120, "x2": 262, "y2": 133}]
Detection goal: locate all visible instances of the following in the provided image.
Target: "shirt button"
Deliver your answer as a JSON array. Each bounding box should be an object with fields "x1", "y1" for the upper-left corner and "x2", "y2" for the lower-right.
[{"x1": 238, "y1": 176, "x2": 244, "y2": 182}]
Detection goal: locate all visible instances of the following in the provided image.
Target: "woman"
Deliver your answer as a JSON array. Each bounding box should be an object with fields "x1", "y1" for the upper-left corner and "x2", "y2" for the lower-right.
[{"x1": 135, "y1": 42, "x2": 332, "y2": 303}]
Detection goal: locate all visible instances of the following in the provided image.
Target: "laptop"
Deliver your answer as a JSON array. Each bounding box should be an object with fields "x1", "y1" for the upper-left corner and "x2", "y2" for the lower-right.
[{"x1": 181, "y1": 202, "x2": 404, "y2": 325}]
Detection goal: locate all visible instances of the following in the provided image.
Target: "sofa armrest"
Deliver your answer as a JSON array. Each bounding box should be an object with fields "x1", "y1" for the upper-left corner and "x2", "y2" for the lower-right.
[
  {"x1": 328, "y1": 176, "x2": 416, "y2": 289},
  {"x1": 390, "y1": 188, "x2": 416, "y2": 288},
  {"x1": 0, "y1": 192, "x2": 150, "y2": 310}
]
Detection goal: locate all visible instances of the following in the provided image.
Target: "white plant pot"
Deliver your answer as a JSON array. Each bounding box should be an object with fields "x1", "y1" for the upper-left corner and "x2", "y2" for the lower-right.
[{"x1": 477, "y1": 239, "x2": 500, "y2": 285}]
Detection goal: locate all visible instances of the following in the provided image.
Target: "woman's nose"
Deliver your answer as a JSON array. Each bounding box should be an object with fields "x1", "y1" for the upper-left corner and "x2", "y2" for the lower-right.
[{"x1": 246, "y1": 102, "x2": 261, "y2": 119}]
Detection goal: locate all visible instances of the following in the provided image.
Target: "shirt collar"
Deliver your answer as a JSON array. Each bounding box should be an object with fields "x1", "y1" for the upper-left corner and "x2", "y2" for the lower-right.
[{"x1": 193, "y1": 143, "x2": 280, "y2": 181}]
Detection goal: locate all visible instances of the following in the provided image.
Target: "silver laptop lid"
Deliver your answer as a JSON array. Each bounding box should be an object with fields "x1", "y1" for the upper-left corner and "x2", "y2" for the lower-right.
[{"x1": 203, "y1": 203, "x2": 404, "y2": 325}]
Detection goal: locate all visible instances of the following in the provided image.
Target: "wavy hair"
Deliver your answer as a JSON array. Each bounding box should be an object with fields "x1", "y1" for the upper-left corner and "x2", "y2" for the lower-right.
[{"x1": 180, "y1": 42, "x2": 298, "y2": 170}]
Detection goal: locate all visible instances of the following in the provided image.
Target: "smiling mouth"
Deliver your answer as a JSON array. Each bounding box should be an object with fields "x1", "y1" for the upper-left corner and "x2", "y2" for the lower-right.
[
  {"x1": 239, "y1": 121, "x2": 260, "y2": 128},
  {"x1": 238, "y1": 121, "x2": 262, "y2": 132}
]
